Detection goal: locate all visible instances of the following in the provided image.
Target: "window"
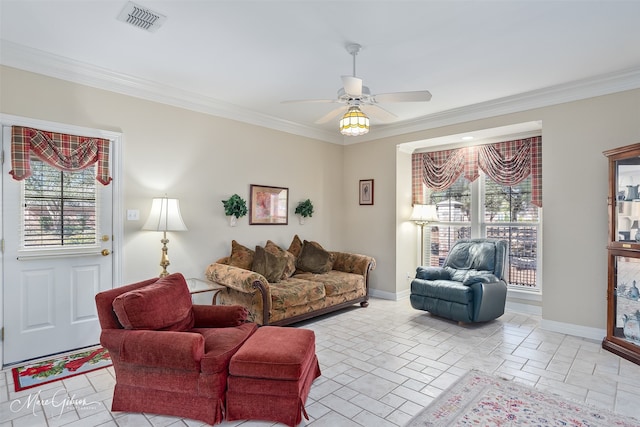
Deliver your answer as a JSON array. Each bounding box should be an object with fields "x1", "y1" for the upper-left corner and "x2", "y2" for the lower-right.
[
  {"x1": 425, "y1": 177, "x2": 471, "y2": 268},
  {"x1": 483, "y1": 175, "x2": 539, "y2": 288},
  {"x1": 424, "y1": 173, "x2": 540, "y2": 290},
  {"x1": 22, "y1": 158, "x2": 98, "y2": 248}
]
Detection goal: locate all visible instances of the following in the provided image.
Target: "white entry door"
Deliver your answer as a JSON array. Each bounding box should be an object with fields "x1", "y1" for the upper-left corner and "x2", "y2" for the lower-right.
[{"x1": 2, "y1": 123, "x2": 116, "y2": 365}]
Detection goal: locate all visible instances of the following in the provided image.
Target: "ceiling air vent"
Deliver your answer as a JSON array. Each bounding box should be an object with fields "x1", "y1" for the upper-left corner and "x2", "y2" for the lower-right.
[{"x1": 117, "y1": 2, "x2": 166, "y2": 33}]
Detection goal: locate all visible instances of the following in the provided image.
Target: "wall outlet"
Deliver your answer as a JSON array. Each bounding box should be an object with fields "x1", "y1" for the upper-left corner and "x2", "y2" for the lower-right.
[{"x1": 127, "y1": 209, "x2": 140, "y2": 221}]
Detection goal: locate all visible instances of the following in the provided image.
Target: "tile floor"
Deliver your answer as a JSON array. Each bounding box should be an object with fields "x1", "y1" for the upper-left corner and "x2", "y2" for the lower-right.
[{"x1": 2, "y1": 298, "x2": 640, "y2": 427}]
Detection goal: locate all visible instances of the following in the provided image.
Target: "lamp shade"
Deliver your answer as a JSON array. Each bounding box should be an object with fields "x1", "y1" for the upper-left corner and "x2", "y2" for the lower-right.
[
  {"x1": 142, "y1": 197, "x2": 188, "y2": 232},
  {"x1": 340, "y1": 106, "x2": 370, "y2": 136},
  {"x1": 410, "y1": 204, "x2": 438, "y2": 224}
]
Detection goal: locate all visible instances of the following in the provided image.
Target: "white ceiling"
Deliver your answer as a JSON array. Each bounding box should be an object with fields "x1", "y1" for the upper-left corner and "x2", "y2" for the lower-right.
[{"x1": 1, "y1": 0, "x2": 640, "y2": 145}]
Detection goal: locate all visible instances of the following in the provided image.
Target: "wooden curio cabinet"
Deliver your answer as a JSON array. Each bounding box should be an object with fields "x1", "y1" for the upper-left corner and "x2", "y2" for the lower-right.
[{"x1": 603, "y1": 142, "x2": 640, "y2": 365}]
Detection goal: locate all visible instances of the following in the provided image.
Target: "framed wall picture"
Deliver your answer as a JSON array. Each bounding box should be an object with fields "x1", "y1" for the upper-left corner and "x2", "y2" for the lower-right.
[
  {"x1": 249, "y1": 184, "x2": 289, "y2": 225},
  {"x1": 359, "y1": 179, "x2": 374, "y2": 205}
]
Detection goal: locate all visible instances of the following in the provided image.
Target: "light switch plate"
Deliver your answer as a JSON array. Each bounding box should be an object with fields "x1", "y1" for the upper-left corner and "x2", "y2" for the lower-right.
[{"x1": 127, "y1": 209, "x2": 140, "y2": 221}]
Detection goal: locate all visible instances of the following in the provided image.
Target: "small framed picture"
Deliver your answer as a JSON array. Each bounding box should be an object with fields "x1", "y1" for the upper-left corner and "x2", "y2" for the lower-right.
[
  {"x1": 249, "y1": 184, "x2": 289, "y2": 225},
  {"x1": 359, "y1": 179, "x2": 374, "y2": 205}
]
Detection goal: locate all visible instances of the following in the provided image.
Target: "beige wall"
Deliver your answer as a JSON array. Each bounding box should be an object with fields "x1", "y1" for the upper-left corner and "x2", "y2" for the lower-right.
[
  {"x1": 0, "y1": 66, "x2": 345, "y2": 284},
  {"x1": 345, "y1": 89, "x2": 640, "y2": 333},
  {"x1": 2, "y1": 65, "x2": 640, "y2": 335}
]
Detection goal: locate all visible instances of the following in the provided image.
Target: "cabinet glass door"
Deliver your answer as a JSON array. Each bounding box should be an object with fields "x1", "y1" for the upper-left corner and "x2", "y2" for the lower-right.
[
  {"x1": 614, "y1": 256, "x2": 640, "y2": 345},
  {"x1": 616, "y1": 158, "x2": 640, "y2": 245}
]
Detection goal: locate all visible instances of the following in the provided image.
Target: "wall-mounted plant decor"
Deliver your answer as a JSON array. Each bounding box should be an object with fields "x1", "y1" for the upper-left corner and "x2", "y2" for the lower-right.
[
  {"x1": 222, "y1": 193, "x2": 247, "y2": 226},
  {"x1": 295, "y1": 199, "x2": 314, "y2": 224}
]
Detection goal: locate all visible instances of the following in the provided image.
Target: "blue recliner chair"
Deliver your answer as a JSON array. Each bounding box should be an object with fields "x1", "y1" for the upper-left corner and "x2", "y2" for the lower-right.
[{"x1": 410, "y1": 238, "x2": 508, "y2": 323}]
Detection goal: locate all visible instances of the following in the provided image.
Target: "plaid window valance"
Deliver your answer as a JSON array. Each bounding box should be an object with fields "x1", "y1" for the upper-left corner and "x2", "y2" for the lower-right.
[
  {"x1": 412, "y1": 136, "x2": 542, "y2": 207},
  {"x1": 9, "y1": 126, "x2": 112, "y2": 185}
]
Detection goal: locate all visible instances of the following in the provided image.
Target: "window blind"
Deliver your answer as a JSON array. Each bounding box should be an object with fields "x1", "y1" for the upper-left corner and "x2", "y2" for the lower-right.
[{"x1": 22, "y1": 158, "x2": 98, "y2": 247}]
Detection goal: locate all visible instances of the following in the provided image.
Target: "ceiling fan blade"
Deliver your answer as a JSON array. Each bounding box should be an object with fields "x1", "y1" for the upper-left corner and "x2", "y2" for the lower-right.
[
  {"x1": 360, "y1": 104, "x2": 398, "y2": 123},
  {"x1": 341, "y1": 76, "x2": 362, "y2": 97},
  {"x1": 281, "y1": 99, "x2": 336, "y2": 104},
  {"x1": 373, "y1": 90, "x2": 432, "y2": 103},
  {"x1": 315, "y1": 106, "x2": 348, "y2": 124}
]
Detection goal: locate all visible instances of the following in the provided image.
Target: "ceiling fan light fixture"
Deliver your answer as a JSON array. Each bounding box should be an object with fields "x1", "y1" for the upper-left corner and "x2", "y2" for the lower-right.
[{"x1": 340, "y1": 106, "x2": 370, "y2": 136}]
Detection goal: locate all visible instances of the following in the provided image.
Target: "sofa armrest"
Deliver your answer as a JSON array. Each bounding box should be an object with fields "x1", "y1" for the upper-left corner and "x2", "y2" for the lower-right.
[
  {"x1": 101, "y1": 329, "x2": 204, "y2": 370},
  {"x1": 192, "y1": 304, "x2": 248, "y2": 327},
  {"x1": 100, "y1": 329, "x2": 125, "y2": 355},
  {"x1": 415, "y1": 266, "x2": 450, "y2": 280},
  {"x1": 205, "y1": 263, "x2": 271, "y2": 295},
  {"x1": 469, "y1": 280, "x2": 507, "y2": 322},
  {"x1": 331, "y1": 252, "x2": 376, "y2": 276}
]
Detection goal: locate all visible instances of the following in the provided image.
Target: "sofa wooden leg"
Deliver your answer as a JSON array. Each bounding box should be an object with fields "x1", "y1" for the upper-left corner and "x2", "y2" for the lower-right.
[{"x1": 360, "y1": 301, "x2": 369, "y2": 308}]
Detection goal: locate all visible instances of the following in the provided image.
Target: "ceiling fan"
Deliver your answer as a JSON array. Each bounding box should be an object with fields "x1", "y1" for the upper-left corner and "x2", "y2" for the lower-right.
[{"x1": 283, "y1": 43, "x2": 432, "y2": 135}]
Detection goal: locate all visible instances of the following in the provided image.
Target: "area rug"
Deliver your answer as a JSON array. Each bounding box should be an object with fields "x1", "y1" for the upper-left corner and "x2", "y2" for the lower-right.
[
  {"x1": 12, "y1": 347, "x2": 111, "y2": 392},
  {"x1": 406, "y1": 370, "x2": 639, "y2": 427}
]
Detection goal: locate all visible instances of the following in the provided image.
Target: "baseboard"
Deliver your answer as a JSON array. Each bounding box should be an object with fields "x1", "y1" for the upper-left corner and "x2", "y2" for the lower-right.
[
  {"x1": 369, "y1": 288, "x2": 410, "y2": 301},
  {"x1": 371, "y1": 289, "x2": 604, "y2": 342},
  {"x1": 540, "y1": 318, "x2": 606, "y2": 342},
  {"x1": 506, "y1": 301, "x2": 542, "y2": 316},
  {"x1": 373, "y1": 290, "x2": 542, "y2": 311}
]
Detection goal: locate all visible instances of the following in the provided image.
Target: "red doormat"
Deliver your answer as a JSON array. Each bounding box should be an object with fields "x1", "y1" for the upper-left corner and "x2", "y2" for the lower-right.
[{"x1": 12, "y1": 347, "x2": 111, "y2": 392}]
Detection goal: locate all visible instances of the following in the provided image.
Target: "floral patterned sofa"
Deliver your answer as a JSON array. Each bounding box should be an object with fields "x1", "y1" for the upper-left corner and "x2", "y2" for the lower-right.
[{"x1": 205, "y1": 235, "x2": 376, "y2": 326}]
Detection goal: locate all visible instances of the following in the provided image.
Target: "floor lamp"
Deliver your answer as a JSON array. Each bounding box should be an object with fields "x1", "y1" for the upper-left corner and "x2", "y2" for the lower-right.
[
  {"x1": 143, "y1": 196, "x2": 188, "y2": 277},
  {"x1": 410, "y1": 204, "x2": 438, "y2": 265}
]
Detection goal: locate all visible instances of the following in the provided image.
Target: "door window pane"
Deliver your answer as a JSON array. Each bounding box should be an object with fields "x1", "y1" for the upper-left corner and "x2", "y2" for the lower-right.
[{"x1": 22, "y1": 158, "x2": 97, "y2": 247}]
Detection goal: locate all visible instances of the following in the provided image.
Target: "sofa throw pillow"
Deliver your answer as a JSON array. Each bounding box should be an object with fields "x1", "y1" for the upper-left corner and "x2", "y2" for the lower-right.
[
  {"x1": 112, "y1": 272, "x2": 195, "y2": 331},
  {"x1": 296, "y1": 240, "x2": 335, "y2": 274},
  {"x1": 252, "y1": 245, "x2": 288, "y2": 283},
  {"x1": 265, "y1": 240, "x2": 296, "y2": 279},
  {"x1": 288, "y1": 234, "x2": 303, "y2": 258},
  {"x1": 228, "y1": 240, "x2": 254, "y2": 270}
]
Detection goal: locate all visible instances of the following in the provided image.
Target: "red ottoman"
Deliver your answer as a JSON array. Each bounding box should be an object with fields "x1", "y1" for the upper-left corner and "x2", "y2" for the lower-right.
[{"x1": 226, "y1": 326, "x2": 321, "y2": 426}]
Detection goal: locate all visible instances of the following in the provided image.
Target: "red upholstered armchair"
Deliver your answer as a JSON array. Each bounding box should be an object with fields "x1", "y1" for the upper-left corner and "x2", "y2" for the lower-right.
[{"x1": 95, "y1": 273, "x2": 257, "y2": 425}]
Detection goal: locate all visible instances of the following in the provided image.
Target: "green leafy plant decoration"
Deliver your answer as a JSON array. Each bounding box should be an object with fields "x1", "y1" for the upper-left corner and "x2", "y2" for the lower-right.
[
  {"x1": 222, "y1": 194, "x2": 248, "y2": 218},
  {"x1": 295, "y1": 199, "x2": 314, "y2": 218}
]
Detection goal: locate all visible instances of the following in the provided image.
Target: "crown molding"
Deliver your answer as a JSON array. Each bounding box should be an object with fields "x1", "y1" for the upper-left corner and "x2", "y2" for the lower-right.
[
  {"x1": 2, "y1": 40, "x2": 639, "y2": 146},
  {"x1": 353, "y1": 65, "x2": 640, "y2": 144},
  {"x1": 0, "y1": 40, "x2": 343, "y2": 144}
]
